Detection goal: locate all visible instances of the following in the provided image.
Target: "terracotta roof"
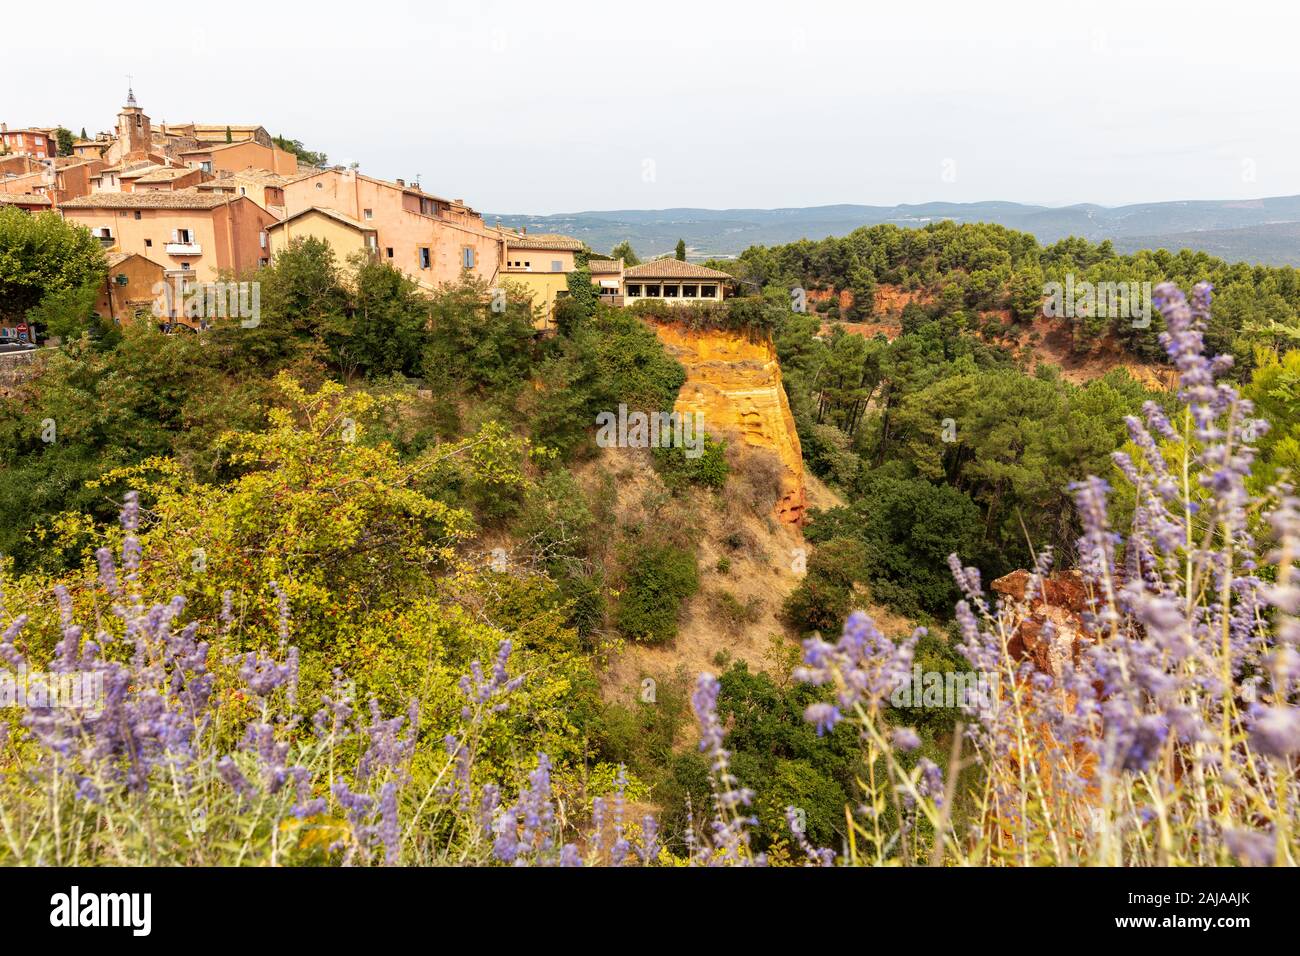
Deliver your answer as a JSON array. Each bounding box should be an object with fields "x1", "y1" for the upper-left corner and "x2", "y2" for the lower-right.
[
  {"x1": 196, "y1": 166, "x2": 293, "y2": 189},
  {"x1": 59, "y1": 190, "x2": 237, "y2": 210},
  {"x1": 267, "y1": 205, "x2": 375, "y2": 232},
  {"x1": 624, "y1": 258, "x2": 732, "y2": 280},
  {"x1": 588, "y1": 259, "x2": 623, "y2": 274},
  {"x1": 0, "y1": 193, "x2": 51, "y2": 206},
  {"x1": 507, "y1": 233, "x2": 583, "y2": 251},
  {"x1": 132, "y1": 166, "x2": 199, "y2": 184}
]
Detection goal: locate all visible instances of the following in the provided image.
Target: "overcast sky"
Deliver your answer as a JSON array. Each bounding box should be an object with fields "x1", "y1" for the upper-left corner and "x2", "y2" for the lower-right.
[{"x1": 8, "y1": 0, "x2": 1299, "y2": 213}]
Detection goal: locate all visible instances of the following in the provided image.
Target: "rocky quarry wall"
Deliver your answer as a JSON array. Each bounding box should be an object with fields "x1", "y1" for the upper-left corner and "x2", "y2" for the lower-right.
[{"x1": 652, "y1": 322, "x2": 806, "y2": 526}]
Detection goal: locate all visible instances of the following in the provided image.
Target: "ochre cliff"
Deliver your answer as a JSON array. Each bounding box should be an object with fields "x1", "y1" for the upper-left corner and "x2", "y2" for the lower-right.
[{"x1": 652, "y1": 322, "x2": 805, "y2": 525}]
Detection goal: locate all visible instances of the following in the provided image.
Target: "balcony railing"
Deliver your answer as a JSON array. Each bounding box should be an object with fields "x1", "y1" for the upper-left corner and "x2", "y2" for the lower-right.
[{"x1": 166, "y1": 242, "x2": 202, "y2": 256}]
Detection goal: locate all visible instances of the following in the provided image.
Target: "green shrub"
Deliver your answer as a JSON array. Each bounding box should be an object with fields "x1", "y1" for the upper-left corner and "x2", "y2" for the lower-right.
[
  {"x1": 652, "y1": 433, "x2": 729, "y2": 490},
  {"x1": 615, "y1": 542, "x2": 699, "y2": 644}
]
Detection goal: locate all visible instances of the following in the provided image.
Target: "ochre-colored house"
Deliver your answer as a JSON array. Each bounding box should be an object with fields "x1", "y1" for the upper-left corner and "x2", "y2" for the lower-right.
[
  {"x1": 60, "y1": 191, "x2": 278, "y2": 284},
  {"x1": 0, "y1": 126, "x2": 54, "y2": 158},
  {"x1": 196, "y1": 167, "x2": 296, "y2": 217},
  {"x1": 127, "y1": 165, "x2": 208, "y2": 193},
  {"x1": 96, "y1": 252, "x2": 167, "y2": 325},
  {"x1": 622, "y1": 259, "x2": 732, "y2": 305},
  {"x1": 500, "y1": 233, "x2": 584, "y2": 329},
  {"x1": 167, "y1": 123, "x2": 273, "y2": 148},
  {"x1": 0, "y1": 157, "x2": 101, "y2": 206},
  {"x1": 266, "y1": 207, "x2": 378, "y2": 261},
  {"x1": 181, "y1": 141, "x2": 298, "y2": 177},
  {"x1": 0, "y1": 193, "x2": 52, "y2": 213},
  {"x1": 281, "y1": 169, "x2": 506, "y2": 290},
  {"x1": 589, "y1": 258, "x2": 625, "y2": 305}
]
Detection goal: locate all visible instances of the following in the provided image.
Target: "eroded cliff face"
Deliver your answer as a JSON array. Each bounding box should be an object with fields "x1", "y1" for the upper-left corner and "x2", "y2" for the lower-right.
[{"x1": 652, "y1": 322, "x2": 805, "y2": 525}]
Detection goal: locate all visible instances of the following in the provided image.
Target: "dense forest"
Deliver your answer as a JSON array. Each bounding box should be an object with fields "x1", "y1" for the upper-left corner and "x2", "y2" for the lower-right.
[{"x1": 1, "y1": 207, "x2": 1297, "y2": 865}]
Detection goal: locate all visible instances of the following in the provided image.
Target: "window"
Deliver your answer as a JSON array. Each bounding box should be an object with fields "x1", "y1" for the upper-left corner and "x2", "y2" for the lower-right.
[
  {"x1": 386, "y1": 247, "x2": 394, "y2": 258},
  {"x1": 663, "y1": 284, "x2": 679, "y2": 298},
  {"x1": 363, "y1": 208, "x2": 373, "y2": 220},
  {"x1": 700, "y1": 284, "x2": 717, "y2": 299},
  {"x1": 626, "y1": 284, "x2": 641, "y2": 297},
  {"x1": 259, "y1": 231, "x2": 267, "y2": 249},
  {"x1": 176, "y1": 228, "x2": 193, "y2": 244},
  {"x1": 644, "y1": 284, "x2": 661, "y2": 297},
  {"x1": 682, "y1": 284, "x2": 698, "y2": 297},
  {"x1": 144, "y1": 239, "x2": 152, "y2": 247},
  {"x1": 462, "y1": 247, "x2": 475, "y2": 269},
  {"x1": 134, "y1": 211, "x2": 142, "y2": 220},
  {"x1": 315, "y1": 182, "x2": 323, "y2": 190},
  {"x1": 239, "y1": 187, "x2": 247, "y2": 196},
  {"x1": 551, "y1": 260, "x2": 563, "y2": 272},
  {"x1": 259, "y1": 257, "x2": 269, "y2": 267},
  {"x1": 419, "y1": 247, "x2": 431, "y2": 269},
  {"x1": 181, "y1": 263, "x2": 190, "y2": 271},
  {"x1": 200, "y1": 161, "x2": 212, "y2": 174}
]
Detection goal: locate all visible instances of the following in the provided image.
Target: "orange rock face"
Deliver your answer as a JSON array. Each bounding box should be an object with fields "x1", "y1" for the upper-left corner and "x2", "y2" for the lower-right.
[{"x1": 652, "y1": 322, "x2": 806, "y2": 525}]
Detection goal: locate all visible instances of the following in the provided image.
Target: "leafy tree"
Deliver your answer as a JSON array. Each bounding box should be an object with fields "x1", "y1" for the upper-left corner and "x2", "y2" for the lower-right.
[
  {"x1": 615, "y1": 540, "x2": 698, "y2": 644},
  {"x1": 329, "y1": 255, "x2": 429, "y2": 378},
  {"x1": 272, "y1": 135, "x2": 327, "y2": 167},
  {"x1": 610, "y1": 240, "x2": 640, "y2": 266},
  {"x1": 0, "y1": 208, "x2": 106, "y2": 322},
  {"x1": 675, "y1": 239, "x2": 687, "y2": 261},
  {"x1": 55, "y1": 127, "x2": 74, "y2": 157}
]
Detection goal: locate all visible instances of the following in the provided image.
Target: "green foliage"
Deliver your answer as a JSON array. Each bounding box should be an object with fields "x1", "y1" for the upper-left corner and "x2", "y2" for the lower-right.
[
  {"x1": 609, "y1": 240, "x2": 640, "y2": 266},
  {"x1": 272, "y1": 134, "x2": 327, "y2": 167},
  {"x1": 614, "y1": 540, "x2": 699, "y2": 644},
  {"x1": 675, "y1": 238, "x2": 687, "y2": 261},
  {"x1": 0, "y1": 208, "x2": 106, "y2": 323},
  {"x1": 652, "y1": 433, "x2": 729, "y2": 490},
  {"x1": 1243, "y1": 347, "x2": 1300, "y2": 490},
  {"x1": 55, "y1": 127, "x2": 74, "y2": 156}
]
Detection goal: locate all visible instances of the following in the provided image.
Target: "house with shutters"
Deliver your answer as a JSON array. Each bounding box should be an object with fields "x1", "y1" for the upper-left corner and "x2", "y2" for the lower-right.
[
  {"x1": 498, "y1": 233, "x2": 585, "y2": 327},
  {"x1": 0, "y1": 125, "x2": 56, "y2": 158},
  {"x1": 278, "y1": 168, "x2": 506, "y2": 290},
  {"x1": 59, "y1": 190, "x2": 277, "y2": 285},
  {"x1": 95, "y1": 252, "x2": 168, "y2": 326}
]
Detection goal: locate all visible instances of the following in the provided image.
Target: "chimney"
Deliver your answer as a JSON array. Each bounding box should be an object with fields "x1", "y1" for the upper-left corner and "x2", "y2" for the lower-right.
[
  {"x1": 396, "y1": 178, "x2": 405, "y2": 187},
  {"x1": 1, "y1": 123, "x2": 7, "y2": 132}
]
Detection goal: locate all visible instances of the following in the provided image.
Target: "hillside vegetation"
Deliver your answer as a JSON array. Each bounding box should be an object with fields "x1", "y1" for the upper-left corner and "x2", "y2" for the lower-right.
[{"x1": 0, "y1": 212, "x2": 1297, "y2": 866}]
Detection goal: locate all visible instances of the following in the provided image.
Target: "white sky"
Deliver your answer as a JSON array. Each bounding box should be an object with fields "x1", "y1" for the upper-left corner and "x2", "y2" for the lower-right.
[{"x1": 6, "y1": 0, "x2": 1299, "y2": 213}]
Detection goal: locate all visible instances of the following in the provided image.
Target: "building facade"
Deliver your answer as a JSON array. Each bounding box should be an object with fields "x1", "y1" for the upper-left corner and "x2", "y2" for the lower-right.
[
  {"x1": 60, "y1": 191, "x2": 277, "y2": 284},
  {"x1": 621, "y1": 258, "x2": 732, "y2": 305},
  {"x1": 279, "y1": 169, "x2": 506, "y2": 289}
]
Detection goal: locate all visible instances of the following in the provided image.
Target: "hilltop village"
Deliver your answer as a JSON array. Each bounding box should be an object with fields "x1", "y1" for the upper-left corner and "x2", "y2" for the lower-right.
[{"x1": 1, "y1": 90, "x2": 734, "y2": 332}]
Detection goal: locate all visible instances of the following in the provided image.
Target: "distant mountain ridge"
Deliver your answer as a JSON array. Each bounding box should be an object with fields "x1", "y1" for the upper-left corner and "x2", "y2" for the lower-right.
[{"x1": 490, "y1": 195, "x2": 1300, "y2": 267}]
